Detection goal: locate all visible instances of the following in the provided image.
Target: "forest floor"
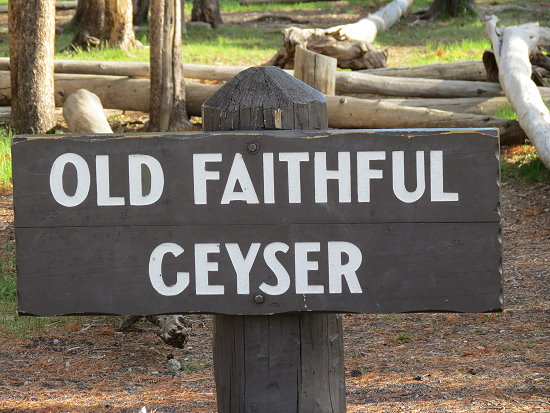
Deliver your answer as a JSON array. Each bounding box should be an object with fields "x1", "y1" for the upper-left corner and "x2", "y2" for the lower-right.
[
  {"x1": 0, "y1": 177, "x2": 548, "y2": 412},
  {"x1": 1, "y1": 1, "x2": 550, "y2": 412}
]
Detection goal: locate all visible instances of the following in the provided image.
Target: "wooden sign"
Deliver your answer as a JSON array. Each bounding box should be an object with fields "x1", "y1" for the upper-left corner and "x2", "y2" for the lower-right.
[{"x1": 13, "y1": 129, "x2": 502, "y2": 316}]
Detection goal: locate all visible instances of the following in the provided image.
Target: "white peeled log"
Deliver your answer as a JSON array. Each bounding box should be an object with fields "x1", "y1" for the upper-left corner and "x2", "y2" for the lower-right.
[
  {"x1": 327, "y1": 0, "x2": 413, "y2": 43},
  {"x1": 485, "y1": 17, "x2": 550, "y2": 168},
  {"x1": 63, "y1": 89, "x2": 113, "y2": 133}
]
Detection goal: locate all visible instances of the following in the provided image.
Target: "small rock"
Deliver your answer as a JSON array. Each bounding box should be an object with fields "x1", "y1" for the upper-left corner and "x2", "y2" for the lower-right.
[
  {"x1": 53, "y1": 339, "x2": 60, "y2": 345},
  {"x1": 166, "y1": 358, "x2": 182, "y2": 373}
]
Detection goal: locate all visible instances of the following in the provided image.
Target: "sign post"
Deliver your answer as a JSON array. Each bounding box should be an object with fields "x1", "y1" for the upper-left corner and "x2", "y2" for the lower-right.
[
  {"x1": 12, "y1": 67, "x2": 502, "y2": 412},
  {"x1": 202, "y1": 67, "x2": 346, "y2": 413}
]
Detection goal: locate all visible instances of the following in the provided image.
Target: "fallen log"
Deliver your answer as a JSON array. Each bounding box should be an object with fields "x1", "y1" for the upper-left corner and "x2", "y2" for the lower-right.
[
  {"x1": 0, "y1": 72, "x2": 220, "y2": 115},
  {"x1": 63, "y1": 89, "x2": 113, "y2": 133},
  {"x1": 485, "y1": 17, "x2": 550, "y2": 167},
  {"x1": 0, "y1": 58, "x2": 254, "y2": 80},
  {"x1": 0, "y1": 1, "x2": 77, "y2": 13},
  {"x1": 359, "y1": 60, "x2": 488, "y2": 81},
  {"x1": 267, "y1": 0, "x2": 413, "y2": 69},
  {"x1": 0, "y1": 71, "x2": 525, "y2": 143},
  {"x1": 326, "y1": 95, "x2": 525, "y2": 145},
  {"x1": 334, "y1": 71, "x2": 505, "y2": 98},
  {"x1": 382, "y1": 93, "x2": 550, "y2": 115},
  {"x1": 2, "y1": 58, "x2": 535, "y2": 99}
]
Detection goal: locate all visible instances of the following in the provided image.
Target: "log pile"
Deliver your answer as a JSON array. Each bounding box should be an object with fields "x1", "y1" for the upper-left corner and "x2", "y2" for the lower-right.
[
  {"x1": 1, "y1": 54, "x2": 549, "y2": 145},
  {"x1": 267, "y1": 0, "x2": 413, "y2": 70}
]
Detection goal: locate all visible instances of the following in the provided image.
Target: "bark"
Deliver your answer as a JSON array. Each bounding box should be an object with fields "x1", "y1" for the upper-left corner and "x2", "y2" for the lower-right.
[
  {"x1": 485, "y1": 16, "x2": 550, "y2": 168},
  {"x1": 132, "y1": 0, "x2": 149, "y2": 25},
  {"x1": 268, "y1": 0, "x2": 412, "y2": 69},
  {"x1": 326, "y1": 95, "x2": 525, "y2": 145},
  {"x1": 149, "y1": 0, "x2": 193, "y2": 131},
  {"x1": 2, "y1": 71, "x2": 527, "y2": 143},
  {"x1": 104, "y1": 0, "x2": 140, "y2": 50},
  {"x1": 382, "y1": 94, "x2": 550, "y2": 115},
  {"x1": 62, "y1": 89, "x2": 113, "y2": 133},
  {"x1": 118, "y1": 315, "x2": 192, "y2": 349},
  {"x1": 428, "y1": 0, "x2": 476, "y2": 19},
  {"x1": 8, "y1": 0, "x2": 56, "y2": 134},
  {"x1": 334, "y1": 70, "x2": 507, "y2": 98},
  {"x1": 70, "y1": 0, "x2": 105, "y2": 49},
  {"x1": 360, "y1": 60, "x2": 488, "y2": 81},
  {"x1": 191, "y1": 0, "x2": 223, "y2": 29}
]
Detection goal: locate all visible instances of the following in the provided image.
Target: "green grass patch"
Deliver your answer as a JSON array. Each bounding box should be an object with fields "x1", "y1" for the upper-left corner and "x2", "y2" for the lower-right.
[
  {"x1": 0, "y1": 126, "x2": 12, "y2": 194},
  {"x1": 501, "y1": 146, "x2": 550, "y2": 183}
]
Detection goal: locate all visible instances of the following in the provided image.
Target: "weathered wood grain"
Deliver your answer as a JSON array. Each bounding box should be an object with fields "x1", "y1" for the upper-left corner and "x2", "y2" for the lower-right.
[
  {"x1": 16, "y1": 222, "x2": 502, "y2": 315},
  {"x1": 202, "y1": 66, "x2": 344, "y2": 413},
  {"x1": 12, "y1": 129, "x2": 500, "y2": 229}
]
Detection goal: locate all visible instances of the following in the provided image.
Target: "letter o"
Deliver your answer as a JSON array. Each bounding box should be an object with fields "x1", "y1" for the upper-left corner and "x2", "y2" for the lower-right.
[{"x1": 49, "y1": 153, "x2": 91, "y2": 207}]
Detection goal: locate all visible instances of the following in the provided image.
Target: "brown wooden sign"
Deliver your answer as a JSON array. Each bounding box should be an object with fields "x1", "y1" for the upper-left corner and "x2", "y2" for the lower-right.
[{"x1": 13, "y1": 129, "x2": 502, "y2": 316}]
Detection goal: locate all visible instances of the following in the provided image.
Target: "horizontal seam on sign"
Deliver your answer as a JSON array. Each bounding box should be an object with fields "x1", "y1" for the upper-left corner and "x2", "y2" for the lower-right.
[{"x1": 14, "y1": 221, "x2": 502, "y2": 229}]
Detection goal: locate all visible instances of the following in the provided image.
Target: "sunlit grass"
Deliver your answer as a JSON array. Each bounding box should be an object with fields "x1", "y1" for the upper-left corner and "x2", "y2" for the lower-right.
[{"x1": 0, "y1": 126, "x2": 12, "y2": 194}]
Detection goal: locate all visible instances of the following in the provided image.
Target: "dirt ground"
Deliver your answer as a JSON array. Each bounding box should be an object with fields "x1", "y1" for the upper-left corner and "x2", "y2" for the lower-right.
[{"x1": 0, "y1": 177, "x2": 548, "y2": 412}]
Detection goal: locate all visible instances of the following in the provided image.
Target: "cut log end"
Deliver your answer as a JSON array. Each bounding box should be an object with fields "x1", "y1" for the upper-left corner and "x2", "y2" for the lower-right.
[{"x1": 62, "y1": 89, "x2": 113, "y2": 133}]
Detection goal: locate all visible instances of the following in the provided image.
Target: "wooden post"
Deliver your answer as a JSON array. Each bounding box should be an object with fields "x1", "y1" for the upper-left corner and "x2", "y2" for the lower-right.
[
  {"x1": 294, "y1": 46, "x2": 337, "y2": 96},
  {"x1": 202, "y1": 66, "x2": 346, "y2": 412}
]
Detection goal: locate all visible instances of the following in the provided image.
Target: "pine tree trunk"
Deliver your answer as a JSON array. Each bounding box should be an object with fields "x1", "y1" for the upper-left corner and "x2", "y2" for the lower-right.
[
  {"x1": 8, "y1": 0, "x2": 56, "y2": 134},
  {"x1": 149, "y1": 0, "x2": 193, "y2": 131},
  {"x1": 428, "y1": 0, "x2": 476, "y2": 18},
  {"x1": 70, "y1": 0, "x2": 105, "y2": 49},
  {"x1": 104, "y1": 0, "x2": 140, "y2": 50},
  {"x1": 191, "y1": 0, "x2": 222, "y2": 29},
  {"x1": 132, "y1": 0, "x2": 149, "y2": 25}
]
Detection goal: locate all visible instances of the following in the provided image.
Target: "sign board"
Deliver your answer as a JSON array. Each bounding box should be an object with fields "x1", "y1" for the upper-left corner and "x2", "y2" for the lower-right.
[{"x1": 13, "y1": 129, "x2": 502, "y2": 316}]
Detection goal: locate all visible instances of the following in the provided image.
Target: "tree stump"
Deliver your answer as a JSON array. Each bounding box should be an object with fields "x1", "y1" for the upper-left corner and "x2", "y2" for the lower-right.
[
  {"x1": 294, "y1": 46, "x2": 337, "y2": 95},
  {"x1": 202, "y1": 66, "x2": 346, "y2": 412}
]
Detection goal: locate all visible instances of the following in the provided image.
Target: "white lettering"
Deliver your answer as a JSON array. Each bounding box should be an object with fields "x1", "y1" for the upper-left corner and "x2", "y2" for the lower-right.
[
  {"x1": 263, "y1": 153, "x2": 275, "y2": 204},
  {"x1": 430, "y1": 151, "x2": 459, "y2": 202},
  {"x1": 221, "y1": 153, "x2": 259, "y2": 204},
  {"x1": 128, "y1": 154, "x2": 164, "y2": 206},
  {"x1": 49, "y1": 153, "x2": 90, "y2": 207},
  {"x1": 357, "y1": 151, "x2": 386, "y2": 202},
  {"x1": 295, "y1": 242, "x2": 324, "y2": 294},
  {"x1": 226, "y1": 243, "x2": 261, "y2": 294},
  {"x1": 260, "y1": 242, "x2": 291, "y2": 296},
  {"x1": 328, "y1": 241, "x2": 363, "y2": 293},
  {"x1": 195, "y1": 243, "x2": 224, "y2": 295},
  {"x1": 315, "y1": 152, "x2": 351, "y2": 203},
  {"x1": 193, "y1": 153, "x2": 221, "y2": 205},
  {"x1": 96, "y1": 155, "x2": 125, "y2": 206},
  {"x1": 392, "y1": 151, "x2": 425, "y2": 203},
  {"x1": 148, "y1": 243, "x2": 189, "y2": 296},
  {"x1": 279, "y1": 152, "x2": 309, "y2": 203}
]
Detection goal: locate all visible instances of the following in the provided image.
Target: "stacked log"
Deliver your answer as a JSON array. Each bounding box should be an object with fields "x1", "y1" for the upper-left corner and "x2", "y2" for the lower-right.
[{"x1": 1, "y1": 56, "x2": 546, "y2": 144}]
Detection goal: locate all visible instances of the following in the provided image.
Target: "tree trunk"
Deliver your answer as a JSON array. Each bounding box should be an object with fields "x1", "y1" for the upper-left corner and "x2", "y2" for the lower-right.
[
  {"x1": 132, "y1": 0, "x2": 149, "y2": 25},
  {"x1": 428, "y1": 0, "x2": 476, "y2": 18},
  {"x1": 149, "y1": 0, "x2": 193, "y2": 131},
  {"x1": 104, "y1": 0, "x2": 140, "y2": 50},
  {"x1": 70, "y1": 0, "x2": 105, "y2": 49},
  {"x1": 191, "y1": 0, "x2": 223, "y2": 29},
  {"x1": 8, "y1": 0, "x2": 56, "y2": 134}
]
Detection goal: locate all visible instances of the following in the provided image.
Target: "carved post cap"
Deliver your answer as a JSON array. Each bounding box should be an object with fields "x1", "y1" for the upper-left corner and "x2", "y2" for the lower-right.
[{"x1": 202, "y1": 66, "x2": 328, "y2": 131}]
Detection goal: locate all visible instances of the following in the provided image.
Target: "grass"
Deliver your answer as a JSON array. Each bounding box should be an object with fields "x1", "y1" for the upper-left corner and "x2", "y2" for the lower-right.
[{"x1": 0, "y1": 126, "x2": 12, "y2": 193}]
